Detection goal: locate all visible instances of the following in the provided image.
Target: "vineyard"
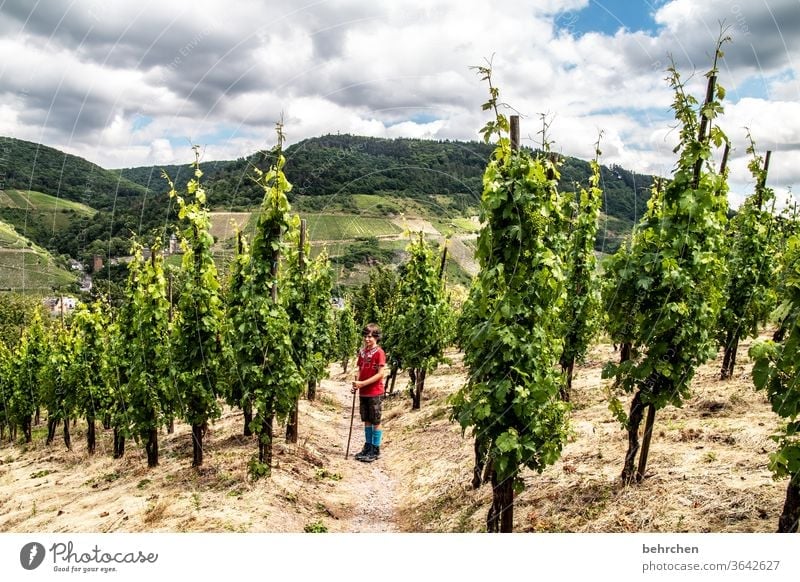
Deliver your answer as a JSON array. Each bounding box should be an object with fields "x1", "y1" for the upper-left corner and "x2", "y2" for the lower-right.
[
  {"x1": 0, "y1": 341, "x2": 786, "y2": 533},
  {"x1": 0, "y1": 40, "x2": 799, "y2": 534}
]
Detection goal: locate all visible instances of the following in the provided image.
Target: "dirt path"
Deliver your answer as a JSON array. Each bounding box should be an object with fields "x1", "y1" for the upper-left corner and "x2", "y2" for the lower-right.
[{"x1": 317, "y1": 372, "x2": 399, "y2": 532}]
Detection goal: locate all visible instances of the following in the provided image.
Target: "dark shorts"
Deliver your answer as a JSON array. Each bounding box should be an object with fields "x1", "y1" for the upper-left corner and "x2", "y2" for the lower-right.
[{"x1": 359, "y1": 396, "x2": 382, "y2": 425}]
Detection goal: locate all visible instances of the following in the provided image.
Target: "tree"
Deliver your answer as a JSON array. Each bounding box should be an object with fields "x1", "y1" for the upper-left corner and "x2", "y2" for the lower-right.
[
  {"x1": 451, "y1": 67, "x2": 570, "y2": 532},
  {"x1": 388, "y1": 233, "x2": 451, "y2": 410},
  {"x1": 603, "y1": 38, "x2": 731, "y2": 485},
  {"x1": 166, "y1": 150, "x2": 226, "y2": 467},
  {"x1": 750, "y1": 233, "x2": 800, "y2": 532},
  {"x1": 560, "y1": 145, "x2": 603, "y2": 400}
]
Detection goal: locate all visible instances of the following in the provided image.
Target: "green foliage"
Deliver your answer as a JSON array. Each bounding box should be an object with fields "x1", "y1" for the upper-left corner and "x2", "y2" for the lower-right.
[
  {"x1": 0, "y1": 293, "x2": 45, "y2": 349},
  {"x1": 451, "y1": 68, "x2": 570, "y2": 485},
  {"x1": 602, "y1": 43, "x2": 730, "y2": 414},
  {"x1": 166, "y1": 149, "x2": 226, "y2": 437},
  {"x1": 69, "y1": 301, "x2": 114, "y2": 426},
  {"x1": 223, "y1": 230, "x2": 250, "y2": 412},
  {"x1": 386, "y1": 233, "x2": 452, "y2": 376},
  {"x1": 750, "y1": 234, "x2": 800, "y2": 482},
  {"x1": 332, "y1": 298, "x2": 359, "y2": 371},
  {"x1": 0, "y1": 339, "x2": 11, "y2": 434},
  {"x1": 329, "y1": 237, "x2": 398, "y2": 269},
  {"x1": 716, "y1": 138, "x2": 777, "y2": 366},
  {"x1": 117, "y1": 242, "x2": 174, "y2": 460},
  {"x1": 283, "y1": 222, "x2": 334, "y2": 387},
  {"x1": 561, "y1": 149, "x2": 604, "y2": 374},
  {"x1": 0, "y1": 137, "x2": 174, "y2": 259},
  {"x1": 303, "y1": 520, "x2": 328, "y2": 533},
  {"x1": 247, "y1": 457, "x2": 271, "y2": 480},
  {"x1": 229, "y1": 125, "x2": 303, "y2": 462},
  {"x1": 10, "y1": 311, "x2": 49, "y2": 440},
  {"x1": 39, "y1": 324, "x2": 74, "y2": 427},
  {"x1": 352, "y1": 264, "x2": 398, "y2": 329}
]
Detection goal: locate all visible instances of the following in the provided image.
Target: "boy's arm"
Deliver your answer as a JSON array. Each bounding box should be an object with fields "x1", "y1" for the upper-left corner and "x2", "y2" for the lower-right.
[{"x1": 353, "y1": 365, "x2": 385, "y2": 388}]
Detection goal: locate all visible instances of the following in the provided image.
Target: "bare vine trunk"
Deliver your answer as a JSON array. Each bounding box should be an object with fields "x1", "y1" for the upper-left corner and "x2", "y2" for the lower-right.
[
  {"x1": 720, "y1": 329, "x2": 739, "y2": 380},
  {"x1": 86, "y1": 414, "x2": 96, "y2": 455},
  {"x1": 307, "y1": 378, "x2": 317, "y2": 401},
  {"x1": 388, "y1": 362, "x2": 399, "y2": 395},
  {"x1": 63, "y1": 414, "x2": 71, "y2": 450},
  {"x1": 411, "y1": 368, "x2": 426, "y2": 410},
  {"x1": 243, "y1": 398, "x2": 253, "y2": 436},
  {"x1": 22, "y1": 416, "x2": 32, "y2": 443},
  {"x1": 286, "y1": 400, "x2": 299, "y2": 444},
  {"x1": 636, "y1": 404, "x2": 656, "y2": 483},
  {"x1": 621, "y1": 390, "x2": 646, "y2": 485},
  {"x1": 192, "y1": 423, "x2": 204, "y2": 467},
  {"x1": 46, "y1": 417, "x2": 58, "y2": 445},
  {"x1": 113, "y1": 429, "x2": 125, "y2": 458},
  {"x1": 146, "y1": 427, "x2": 158, "y2": 468},
  {"x1": 487, "y1": 469, "x2": 515, "y2": 533},
  {"x1": 471, "y1": 437, "x2": 492, "y2": 489},
  {"x1": 258, "y1": 414, "x2": 274, "y2": 468},
  {"x1": 560, "y1": 358, "x2": 574, "y2": 402},
  {"x1": 777, "y1": 478, "x2": 800, "y2": 533},
  {"x1": 620, "y1": 342, "x2": 631, "y2": 364}
]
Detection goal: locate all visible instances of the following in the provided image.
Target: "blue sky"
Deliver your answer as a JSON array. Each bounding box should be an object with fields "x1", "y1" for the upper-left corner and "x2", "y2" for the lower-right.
[
  {"x1": 0, "y1": 0, "x2": 797, "y2": 206},
  {"x1": 561, "y1": 0, "x2": 664, "y2": 36}
]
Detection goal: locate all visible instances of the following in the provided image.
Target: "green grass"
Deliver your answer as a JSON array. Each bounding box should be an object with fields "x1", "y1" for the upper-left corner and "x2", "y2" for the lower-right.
[
  {"x1": 0, "y1": 248, "x2": 76, "y2": 291},
  {"x1": 303, "y1": 214, "x2": 401, "y2": 241},
  {"x1": 431, "y1": 217, "x2": 481, "y2": 236},
  {"x1": 0, "y1": 221, "x2": 27, "y2": 248},
  {"x1": 0, "y1": 189, "x2": 94, "y2": 214}
]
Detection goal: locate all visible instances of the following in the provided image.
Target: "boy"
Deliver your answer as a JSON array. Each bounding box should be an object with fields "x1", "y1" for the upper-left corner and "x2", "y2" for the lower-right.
[{"x1": 351, "y1": 323, "x2": 386, "y2": 462}]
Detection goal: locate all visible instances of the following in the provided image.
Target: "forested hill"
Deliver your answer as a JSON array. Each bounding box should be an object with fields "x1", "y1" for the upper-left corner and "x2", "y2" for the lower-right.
[
  {"x1": 0, "y1": 137, "x2": 176, "y2": 261},
  {"x1": 1, "y1": 134, "x2": 654, "y2": 261},
  {"x1": 0, "y1": 137, "x2": 147, "y2": 209},
  {"x1": 117, "y1": 134, "x2": 655, "y2": 223}
]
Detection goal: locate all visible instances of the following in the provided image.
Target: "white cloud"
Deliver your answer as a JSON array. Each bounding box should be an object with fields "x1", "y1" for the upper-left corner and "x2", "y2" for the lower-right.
[{"x1": 0, "y1": 0, "x2": 796, "y2": 202}]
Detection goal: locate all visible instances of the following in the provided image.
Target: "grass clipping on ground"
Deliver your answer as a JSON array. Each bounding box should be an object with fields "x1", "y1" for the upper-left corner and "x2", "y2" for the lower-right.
[{"x1": 0, "y1": 337, "x2": 786, "y2": 533}]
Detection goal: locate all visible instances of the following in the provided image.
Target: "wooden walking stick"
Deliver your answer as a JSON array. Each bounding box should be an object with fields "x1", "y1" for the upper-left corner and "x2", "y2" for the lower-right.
[{"x1": 345, "y1": 390, "x2": 356, "y2": 459}]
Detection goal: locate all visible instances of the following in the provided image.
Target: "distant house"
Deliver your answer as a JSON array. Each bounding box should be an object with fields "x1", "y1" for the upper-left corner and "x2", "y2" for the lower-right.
[{"x1": 43, "y1": 296, "x2": 79, "y2": 317}]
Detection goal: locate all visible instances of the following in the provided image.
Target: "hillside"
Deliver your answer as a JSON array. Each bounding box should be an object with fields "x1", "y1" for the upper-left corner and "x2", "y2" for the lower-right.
[
  {"x1": 0, "y1": 219, "x2": 77, "y2": 292},
  {"x1": 0, "y1": 134, "x2": 655, "y2": 291},
  {"x1": 0, "y1": 138, "x2": 148, "y2": 210},
  {"x1": 0, "y1": 337, "x2": 786, "y2": 533},
  {"x1": 119, "y1": 135, "x2": 655, "y2": 252},
  {"x1": 0, "y1": 188, "x2": 95, "y2": 250},
  {"x1": 0, "y1": 137, "x2": 176, "y2": 261}
]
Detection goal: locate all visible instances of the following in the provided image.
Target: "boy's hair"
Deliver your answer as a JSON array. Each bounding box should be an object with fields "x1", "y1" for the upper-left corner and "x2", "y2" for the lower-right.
[{"x1": 362, "y1": 322, "x2": 382, "y2": 341}]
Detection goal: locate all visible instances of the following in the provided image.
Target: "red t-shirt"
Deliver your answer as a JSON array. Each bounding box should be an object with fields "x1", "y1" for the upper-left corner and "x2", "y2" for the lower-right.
[{"x1": 357, "y1": 346, "x2": 386, "y2": 397}]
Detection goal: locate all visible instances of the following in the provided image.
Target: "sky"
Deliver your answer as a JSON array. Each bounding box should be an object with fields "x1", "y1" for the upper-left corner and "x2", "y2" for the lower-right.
[{"x1": 0, "y1": 0, "x2": 798, "y2": 207}]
